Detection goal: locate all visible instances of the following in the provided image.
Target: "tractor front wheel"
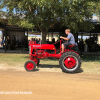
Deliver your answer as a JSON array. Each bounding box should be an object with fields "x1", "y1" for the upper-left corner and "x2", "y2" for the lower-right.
[
  {"x1": 59, "y1": 52, "x2": 81, "y2": 73},
  {"x1": 24, "y1": 60, "x2": 36, "y2": 71},
  {"x1": 30, "y1": 57, "x2": 40, "y2": 66}
]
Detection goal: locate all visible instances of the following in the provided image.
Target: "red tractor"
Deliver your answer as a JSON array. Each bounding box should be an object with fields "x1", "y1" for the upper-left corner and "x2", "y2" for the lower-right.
[{"x1": 24, "y1": 39, "x2": 81, "y2": 73}]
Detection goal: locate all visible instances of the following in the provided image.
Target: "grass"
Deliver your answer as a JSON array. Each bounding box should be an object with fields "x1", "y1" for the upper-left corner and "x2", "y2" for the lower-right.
[
  {"x1": 0, "y1": 53, "x2": 29, "y2": 67},
  {"x1": 80, "y1": 55, "x2": 100, "y2": 75},
  {"x1": 0, "y1": 53, "x2": 100, "y2": 75}
]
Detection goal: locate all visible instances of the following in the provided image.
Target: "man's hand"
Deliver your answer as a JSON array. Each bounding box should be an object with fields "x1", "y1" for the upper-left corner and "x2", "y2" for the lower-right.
[
  {"x1": 60, "y1": 36, "x2": 63, "y2": 38},
  {"x1": 60, "y1": 36, "x2": 69, "y2": 41}
]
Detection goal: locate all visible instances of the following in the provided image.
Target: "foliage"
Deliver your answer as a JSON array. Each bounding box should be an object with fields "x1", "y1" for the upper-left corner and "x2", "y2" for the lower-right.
[
  {"x1": 95, "y1": 1, "x2": 100, "y2": 19},
  {"x1": 0, "y1": 0, "x2": 99, "y2": 43}
]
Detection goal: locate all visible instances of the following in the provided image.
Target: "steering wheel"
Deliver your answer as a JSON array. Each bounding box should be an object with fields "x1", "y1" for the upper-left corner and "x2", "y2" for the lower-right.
[{"x1": 61, "y1": 38, "x2": 65, "y2": 43}]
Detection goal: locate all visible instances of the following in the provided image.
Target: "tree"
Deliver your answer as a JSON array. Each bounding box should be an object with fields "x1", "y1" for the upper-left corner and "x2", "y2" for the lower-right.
[
  {"x1": 0, "y1": 0, "x2": 98, "y2": 43},
  {"x1": 95, "y1": 1, "x2": 100, "y2": 19}
]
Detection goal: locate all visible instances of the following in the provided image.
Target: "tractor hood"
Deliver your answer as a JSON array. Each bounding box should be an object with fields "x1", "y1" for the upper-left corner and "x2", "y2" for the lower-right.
[{"x1": 30, "y1": 44, "x2": 56, "y2": 50}]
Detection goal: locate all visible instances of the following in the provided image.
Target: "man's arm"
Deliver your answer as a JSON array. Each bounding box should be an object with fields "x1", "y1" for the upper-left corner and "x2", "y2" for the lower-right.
[{"x1": 60, "y1": 36, "x2": 69, "y2": 41}]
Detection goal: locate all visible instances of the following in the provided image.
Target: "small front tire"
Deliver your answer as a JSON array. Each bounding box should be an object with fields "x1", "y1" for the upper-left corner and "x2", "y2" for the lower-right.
[{"x1": 24, "y1": 60, "x2": 36, "y2": 71}]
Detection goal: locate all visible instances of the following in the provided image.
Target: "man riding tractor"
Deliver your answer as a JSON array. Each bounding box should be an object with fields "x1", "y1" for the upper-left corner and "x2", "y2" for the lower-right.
[
  {"x1": 24, "y1": 29, "x2": 81, "y2": 73},
  {"x1": 60, "y1": 29, "x2": 75, "y2": 53}
]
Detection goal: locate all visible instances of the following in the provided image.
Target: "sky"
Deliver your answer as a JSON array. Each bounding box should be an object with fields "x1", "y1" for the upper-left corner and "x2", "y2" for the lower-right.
[{"x1": 2, "y1": 8, "x2": 7, "y2": 12}]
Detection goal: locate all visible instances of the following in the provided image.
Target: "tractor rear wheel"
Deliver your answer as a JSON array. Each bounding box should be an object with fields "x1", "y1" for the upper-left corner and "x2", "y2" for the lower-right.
[
  {"x1": 59, "y1": 52, "x2": 81, "y2": 73},
  {"x1": 24, "y1": 60, "x2": 36, "y2": 71}
]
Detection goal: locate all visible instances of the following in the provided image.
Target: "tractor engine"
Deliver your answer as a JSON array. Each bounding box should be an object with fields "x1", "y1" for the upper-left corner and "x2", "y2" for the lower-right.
[{"x1": 29, "y1": 44, "x2": 56, "y2": 58}]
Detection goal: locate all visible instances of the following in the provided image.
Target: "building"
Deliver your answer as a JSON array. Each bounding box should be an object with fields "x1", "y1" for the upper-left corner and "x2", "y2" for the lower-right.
[{"x1": 0, "y1": 15, "x2": 100, "y2": 55}]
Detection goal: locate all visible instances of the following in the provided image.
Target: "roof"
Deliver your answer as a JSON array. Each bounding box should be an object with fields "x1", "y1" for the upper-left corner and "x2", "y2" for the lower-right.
[{"x1": 28, "y1": 31, "x2": 59, "y2": 35}]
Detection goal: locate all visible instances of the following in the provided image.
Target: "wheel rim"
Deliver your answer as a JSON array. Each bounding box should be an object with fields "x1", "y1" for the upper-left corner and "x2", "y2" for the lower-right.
[
  {"x1": 64, "y1": 56, "x2": 77, "y2": 69},
  {"x1": 26, "y1": 62, "x2": 34, "y2": 70}
]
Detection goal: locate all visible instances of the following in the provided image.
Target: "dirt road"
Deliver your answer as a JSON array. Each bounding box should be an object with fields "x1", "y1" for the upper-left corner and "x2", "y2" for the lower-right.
[{"x1": 0, "y1": 67, "x2": 100, "y2": 100}]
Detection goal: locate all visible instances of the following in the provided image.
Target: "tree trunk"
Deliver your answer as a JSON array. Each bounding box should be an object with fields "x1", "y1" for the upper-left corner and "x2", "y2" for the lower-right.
[
  {"x1": 38, "y1": 25, "x2": 49, "y2": 44},
  {"x1": 42, "y1": 31, "x2": 47, "y2": 44}
]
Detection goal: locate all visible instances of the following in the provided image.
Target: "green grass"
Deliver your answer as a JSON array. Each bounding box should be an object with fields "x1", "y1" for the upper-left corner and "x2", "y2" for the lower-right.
[
  {"x1": 80, "y1": 55, "x2": 100, "y2": 74},
  {"x1": 81, "y1": 55, "x2": 100, "y2": 62},
  {"x1": 0, "y1": 53, "x2": 100, "y2": 75},
  {"x1": 0, "y1": 53, "x2": 29, "y2": 67}
]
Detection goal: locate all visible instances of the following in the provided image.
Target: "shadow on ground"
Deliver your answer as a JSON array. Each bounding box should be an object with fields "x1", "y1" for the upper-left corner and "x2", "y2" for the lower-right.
[
  {"x1": 37, "y1": 64, "x2": 83, "y2": 74},
  {"x1": 38, "y1": 64, "x2": 59, "y2": 68},
  {"x1": 76, "y1": 68, "x2": 83, "y2": 73}
]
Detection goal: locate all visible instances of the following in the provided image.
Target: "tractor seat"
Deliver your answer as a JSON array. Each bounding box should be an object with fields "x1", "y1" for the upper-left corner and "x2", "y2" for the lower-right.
[{"x1": 68, "y1": 44, "x2": 75, "y2": 49}]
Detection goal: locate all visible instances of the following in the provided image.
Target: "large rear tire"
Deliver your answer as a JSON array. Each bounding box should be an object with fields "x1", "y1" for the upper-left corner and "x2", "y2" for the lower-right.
[
  {"x1": 59, "y1": 52, "x2": 81, "y2": 73},
  {"x1": 24, "y1": 60, "x2": 36, "y2": 71}
]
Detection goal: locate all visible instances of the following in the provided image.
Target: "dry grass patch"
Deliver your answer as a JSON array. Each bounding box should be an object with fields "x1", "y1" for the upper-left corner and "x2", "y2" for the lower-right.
[{"x1": 0, "y1": 53, "x2": 100, "y2": 74}]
